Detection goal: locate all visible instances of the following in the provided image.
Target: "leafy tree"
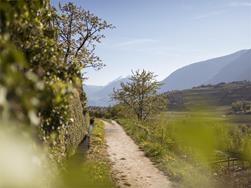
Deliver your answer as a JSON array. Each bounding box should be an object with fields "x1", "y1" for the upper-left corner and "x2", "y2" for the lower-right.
[
  {"x1": 54, "y1": 2, "x2": 113, "y2": 113},
  {"x1": 113, "y1": 70, "x2": 165, "y2": 121},
  {"x1": 54, "y1": 2, "x2": 114, "y2": 71}
]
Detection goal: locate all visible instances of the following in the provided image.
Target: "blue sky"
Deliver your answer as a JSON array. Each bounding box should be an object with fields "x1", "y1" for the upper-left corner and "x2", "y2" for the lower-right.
[{"x1": 52, "y1": 0, "x2": 251, "y2": 85}]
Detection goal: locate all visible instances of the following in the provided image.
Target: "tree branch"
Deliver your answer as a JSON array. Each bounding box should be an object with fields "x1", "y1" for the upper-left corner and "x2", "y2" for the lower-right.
[{"x1": 64, "y1": 11, "x2": 73, "y2": 64}]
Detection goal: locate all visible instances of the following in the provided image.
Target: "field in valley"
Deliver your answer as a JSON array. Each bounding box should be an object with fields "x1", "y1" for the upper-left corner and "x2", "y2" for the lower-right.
[{"x1": 115, "y1": 82, "x2": 251, "y2": 188}]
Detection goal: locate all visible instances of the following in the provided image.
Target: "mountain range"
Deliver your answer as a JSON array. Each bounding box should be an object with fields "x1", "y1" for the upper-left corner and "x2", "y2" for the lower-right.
[
  {"x1": 85, "y1": 49, "x2": 251, "y2": 106},
  {"x1": 84, "y1": 77, "x2": 129, "y2": 106}
]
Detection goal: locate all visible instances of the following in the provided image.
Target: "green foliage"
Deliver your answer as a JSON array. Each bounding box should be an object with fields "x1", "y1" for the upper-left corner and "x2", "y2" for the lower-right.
[
  {"x1": 0, "y1": 0, "x2": 89, "y2": 162},
  {"x1": 113, "y1": 70, "x2": 165, "y2": 120},
  {"x1": 232, "y1": 100, "x2": 251, "y2": 113},
  {"x1": 165, "y1": 81, "x2": 251, "y2": 111},
  {"x1": 60, "y1": 120, "x2": 115, "y2": 188},
  {"x1": 0, "y1": 38, "x2": 41, "y2": 124},
  {"x1": 53, "y1": 2, "x2": 114, "y2": 116},
  {"x1": 118, "y1": 110, "x2": 251, "y2": 188},
  {"x1": 88, "y1": 103, "x2": 130, "y2": 119},
  {"x1": 88, "y1": 106, "x2": 112, "y2": 118},
  {"x1": 0, "y1": 0, "x2": 114, "y2": 163},
  {"x1": 0, "y1": 0, "x2": 113, "y2": 186},
  {"x1": 55, "y1": 2, "x2": 114, "y2": 70},
  {"x1": 142, "y1": 141, "x2": 165, "y2": 158}
]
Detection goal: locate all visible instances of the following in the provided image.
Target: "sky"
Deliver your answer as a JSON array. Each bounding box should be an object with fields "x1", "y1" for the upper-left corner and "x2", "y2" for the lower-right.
[{"x1": 51, "y1": 0, "x2": 251, "y2": 86}]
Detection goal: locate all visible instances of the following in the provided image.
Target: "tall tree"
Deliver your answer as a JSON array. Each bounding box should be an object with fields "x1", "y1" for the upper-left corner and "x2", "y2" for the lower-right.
[
  {"x1": 55, "y1": 2, "x2": 114, "y2": 72},
  {"x1": 113, "y1": 70, "x2": 165, "y2": 121},
  {"x1": 54, "y1": 2, "x2": 113, "y2": 113}
]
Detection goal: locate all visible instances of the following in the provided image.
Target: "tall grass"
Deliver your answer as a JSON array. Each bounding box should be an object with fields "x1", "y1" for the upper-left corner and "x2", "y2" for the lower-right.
[
  {"x1": 58, "y1": 119, "x2": 115, "y2": 188},
  {"x1": 118, "y1": 110, "x2": 251, "y2": 188}
]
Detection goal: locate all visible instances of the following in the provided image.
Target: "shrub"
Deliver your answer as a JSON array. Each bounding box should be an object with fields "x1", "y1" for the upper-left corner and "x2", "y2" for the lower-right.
[
  {"x1": 0, "y1": 0, "x2": 88, "y2": 162},
  {"x1": 232, "y1": 100, "x2": 251, "y2": 113}
]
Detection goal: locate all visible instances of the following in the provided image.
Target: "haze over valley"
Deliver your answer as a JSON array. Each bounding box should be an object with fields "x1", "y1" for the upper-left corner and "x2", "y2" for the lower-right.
[{"x1": 85, "y1": 49, "x2": 251, "y2": 106}]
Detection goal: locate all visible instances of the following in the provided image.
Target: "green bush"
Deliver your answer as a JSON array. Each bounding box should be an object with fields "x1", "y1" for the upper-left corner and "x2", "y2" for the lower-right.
[
  {"x1": 141, "y1": 141, "x2": 165, "y2": 158},
  {"x1": 0, "y1": 0, "x2": 87, "y2": 162},
  {"x1": 232, "y1": 100, "x2": 251, "y2": 113}
]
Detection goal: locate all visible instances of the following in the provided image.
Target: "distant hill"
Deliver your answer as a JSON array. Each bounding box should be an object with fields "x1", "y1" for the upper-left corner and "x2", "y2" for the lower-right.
[
  {"x1": 160, "y1": 49, "x2": 251, "y2": 92},
  {"x1": 207, "y1": 50, "x2": 251, "y2": 84},
  {"x1": 84, "y1": 85, "x2": 103, "y2": 96},
  {"x1": 84, "y1": 77, "x2": 129, "y2": 106},
  {"x1": 165, "y1": 81, "x2": 251, "y2": 111},
  {"x1": 85, "y1": 49, "x2": 251, "y2": 106}
]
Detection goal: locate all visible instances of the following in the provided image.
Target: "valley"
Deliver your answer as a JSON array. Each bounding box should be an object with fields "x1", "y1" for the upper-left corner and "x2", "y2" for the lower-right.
[
  {"x1": 1, "y1": 1, "x2": 250, "y2": 188},
  {"x1": 85, "y1": 49, "x2": 251, "y2": 107}
]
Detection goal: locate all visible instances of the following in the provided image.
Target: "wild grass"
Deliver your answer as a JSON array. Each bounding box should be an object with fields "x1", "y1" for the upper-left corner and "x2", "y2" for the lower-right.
[
  {"x1": 60, "y1": 119, "x2": 115, "y2": 188},
  {"x1": 118, "y1": 111, "x2": 251, "y2": 188}
]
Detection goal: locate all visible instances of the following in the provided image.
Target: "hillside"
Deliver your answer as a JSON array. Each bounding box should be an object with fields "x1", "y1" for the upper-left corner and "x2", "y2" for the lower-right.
[
  {"x1": 160, "y1": 49, "x2": 251, "y2": 92},
  {"x1": 86, "y1": 49, "x2": 251, "y2": 106},
  {"x1": 208, "y1": 50, "x2": 251, "y2": 84},
  {"x1": 165, "y1": 81, "x2": 251, "y2": 111},
  {"x1": 84, "y1": 85, "x2": 103, "y2": 96}
]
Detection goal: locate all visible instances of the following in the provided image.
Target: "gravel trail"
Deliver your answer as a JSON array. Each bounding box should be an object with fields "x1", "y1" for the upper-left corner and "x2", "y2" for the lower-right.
[{"x1": 104, "y1": 120, "x2": 172, "y2": 188}]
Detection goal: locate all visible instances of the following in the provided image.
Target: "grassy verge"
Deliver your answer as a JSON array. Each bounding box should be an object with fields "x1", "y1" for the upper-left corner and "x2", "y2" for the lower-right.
[
  {"x1": 84, "y1": 119, "x2": 115, "y2": 187},
  {"x1": 60, "y1": 119, "x2": 115, "y2": 188},
  {"x1": 117, "y1": 118, "x2": 210, "y2": 188},
  {"x1": 117, "y1": 111, "x2": 251, "y2": 188}
]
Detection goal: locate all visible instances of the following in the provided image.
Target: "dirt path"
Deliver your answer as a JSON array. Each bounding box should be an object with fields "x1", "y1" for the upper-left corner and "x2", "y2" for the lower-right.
[{"x1": 104, "y1": 120, "x2": 172, "y2": 188}]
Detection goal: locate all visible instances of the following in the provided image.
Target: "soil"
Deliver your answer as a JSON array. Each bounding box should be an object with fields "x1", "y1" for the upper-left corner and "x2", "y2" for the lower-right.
[{"x1": 104, "y1": 120, "x2": 172, "y2": 188}]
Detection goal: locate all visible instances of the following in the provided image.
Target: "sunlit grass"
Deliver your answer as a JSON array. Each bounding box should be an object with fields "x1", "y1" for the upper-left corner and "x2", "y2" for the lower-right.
[
  {"x1": 118, "y1": 109, "x2": 251, "y2": 188},
  {"x1": 59, "y1": 119, "x2": 115, "y2": 188}
]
